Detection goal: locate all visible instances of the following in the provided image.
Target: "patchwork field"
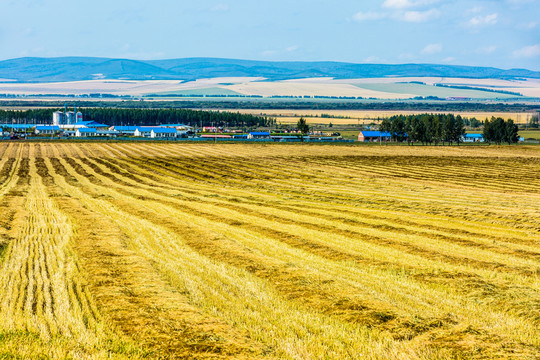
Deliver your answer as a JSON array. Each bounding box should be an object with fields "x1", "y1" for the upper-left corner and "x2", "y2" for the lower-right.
[
  {"x1": 0, "y1": 142, "x2": 538, "y2": 359},
  {"x1": 1, "y1": 76, "x2": 539, "y2": 99}
]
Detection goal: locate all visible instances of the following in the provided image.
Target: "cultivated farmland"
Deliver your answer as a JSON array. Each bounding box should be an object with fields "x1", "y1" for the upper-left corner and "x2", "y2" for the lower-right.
[{"x1": 0, "y1": 142, "x2": 538, "y2": 359}]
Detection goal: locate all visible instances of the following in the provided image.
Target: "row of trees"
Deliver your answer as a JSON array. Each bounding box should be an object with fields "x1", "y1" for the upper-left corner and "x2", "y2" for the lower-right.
[
  {"x1": 0, "y1": 108, "x2": 275, "y2": 128},
  {"x1": 0, "y1": 100, "x2": 538, "y2": 112},
  {"x1": 379, "y1": 114, "x2": 466, "y2": 145},
  {"x1": 483, "y1": 117, "x2": 519, "y2": 145}
]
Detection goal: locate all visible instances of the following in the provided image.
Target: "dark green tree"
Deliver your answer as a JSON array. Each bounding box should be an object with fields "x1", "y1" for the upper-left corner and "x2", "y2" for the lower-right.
[
  {"x1": 442, "y1": 114, "x2": 455, "y2": 145},
  {"x1": 390, "y1": 116, "x2": 407, "y2": 142},
  {"x1": 297, "y1": 117, "x2": 309, "y2": 142},
  {"x1": 453, "y1": 115, "x2": 465, "y2": 145},
  {"x1": 379, "y1": 118, "x2": 392, "y2": 145},
  {"x1": 504, "y1": 119, "x2": 519, "y2": 144}
]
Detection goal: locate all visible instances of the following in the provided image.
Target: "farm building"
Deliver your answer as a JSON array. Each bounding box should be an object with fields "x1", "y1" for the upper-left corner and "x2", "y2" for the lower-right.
[
  {"x1": 66, "y1": 120, "x2": 110, "y2": 130},
  {"x1": 35, "y1": 125, "x2": 60, "y2": 135},
  {"x1": 200, "y1": 134, "x2": 232, "y2": 139},
  {"x1": 113, "y1": 126, "x2": 139, "y2": 136},
  {"x1": 151, "y1": 128, "x2": 178, "y2": 138},
  {"x1": 248, "y1": 132, "x2": 271, "y2": 139},
  {"x1": 462, "y1": 134, "x2": 484, "y2": 142},
  {"x1": 159, "y1": 124, "x2": 194, "y2": 131},
  {"x1": 134, "y1": 127, "x2": 154, "y2": 137},
  {"x1": 76, "y1": 128, "x2": 119, "y2": 137},
  {"x1": 76, "y1": 128, "x2": 98, "y2": 137},
  {"x1": 271, "y1": 135, "x2": 304, "y2": 142},
  {"x1": 358, "y1": 131, "x2": 391, "y2": 142}
]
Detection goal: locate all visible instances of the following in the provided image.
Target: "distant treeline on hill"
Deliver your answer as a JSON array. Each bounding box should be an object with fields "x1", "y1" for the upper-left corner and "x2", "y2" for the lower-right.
[
  {"x1": 0, "y1": 108, "x2": 274, "y2": 127},
  {"x1": 0, "y1": 100, "x2": 538, "y2": 113}
]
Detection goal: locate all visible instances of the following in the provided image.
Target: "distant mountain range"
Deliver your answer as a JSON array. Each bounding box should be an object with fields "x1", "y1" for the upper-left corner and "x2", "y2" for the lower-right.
[{"x1": 1, "y1": 57, "x2": 539, "y2": 82}]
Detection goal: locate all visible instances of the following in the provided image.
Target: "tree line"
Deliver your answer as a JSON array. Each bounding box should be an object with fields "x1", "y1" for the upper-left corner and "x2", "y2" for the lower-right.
[
  {"x1": 0, "y1": 108, "x2": 275, "y2": 128},
  {"x1": 378, "y1": 114, "x2": 521, "y2": 145},
  {"x1": 379, "y1": 114, "x2": 466, "y2": 145},
  {"x1": 0, "y1": 100, "x2": 538, "y2": 112},
  {"x1": 483, "y1": 117, "x2": 519, "y2": 145}
]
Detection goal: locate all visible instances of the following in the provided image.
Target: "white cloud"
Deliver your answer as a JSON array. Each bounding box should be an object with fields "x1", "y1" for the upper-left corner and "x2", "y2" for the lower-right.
[
  {"x1": 477, "y1": 45, "x2": 497, "y2": 54},
  {"x1": 382, "y1": 0, "x2": 415, "y2": 9},
  {"x1": 467, "y1": 6, "x2": 483, "y2": 14},
  {"x1": 353, "y1": 11, "x2": 387, "y2": 21},
  {"x1": 286, "y1": 45, "x2": 298, "y2": 52},
  {"x1": 401, "y1": 8, "x2": 440, "y2": 22},
  {"x1": 363, "y1": 56, "x2": 382, "y2": 63},
  {"x1": 261, "y1": 50, "x2": 277, "y2": 57},
  {"x1": 442, "y1": 57, "x2": 456, "y2": 63},
  {"x1": 421, "y1": 43, "x2": 442, "y2": 54},
  {"x1": 468, "y1": 13, "x2": 498, "y2": 26},
  {"x1": 513, "y1": 44, "x2": 540, "y2": 58}
]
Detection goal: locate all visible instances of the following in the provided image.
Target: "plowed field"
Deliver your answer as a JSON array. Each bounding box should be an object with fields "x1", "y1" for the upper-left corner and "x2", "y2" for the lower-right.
[{"x1": 0, "y1": 142, "x2": 538, "y2": 359}]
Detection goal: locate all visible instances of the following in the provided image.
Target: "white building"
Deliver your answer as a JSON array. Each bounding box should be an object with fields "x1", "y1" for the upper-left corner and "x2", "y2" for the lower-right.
[
  {"x1": 151, "y1": 128, "x2": 178, "y2": 138},
  {"x1": 134, "y1": 127, "x2": 154, "y2": 137}
]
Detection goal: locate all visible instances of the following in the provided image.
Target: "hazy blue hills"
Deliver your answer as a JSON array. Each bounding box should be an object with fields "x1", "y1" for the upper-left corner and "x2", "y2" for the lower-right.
[{"x1": 1, "y1": 57, "x2": 539, "y2": 82}]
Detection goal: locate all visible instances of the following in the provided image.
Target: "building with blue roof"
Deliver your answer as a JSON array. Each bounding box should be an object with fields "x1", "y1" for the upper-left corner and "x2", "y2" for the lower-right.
[
  {"x1": 358, "y1": 131, "x2": 392, "y2": 142},
  {"x1": 462, "y1": 133, "x2": 484, "y2": 142},
  {"x1": 75, "y1": 128, "x2": 119, "y2": 137},
  {"x1": 151, "y1": 128, "x2": 178, "y2": 138},
  {"x1": 35, "y1": 125, "x2": 60, "y2": 135},
  {"x1": 248, "y1": 132, "x2": 271, "y2": 139},
  {"x1": 72, "y1": 121, "x2": 109, "y2": 129}
]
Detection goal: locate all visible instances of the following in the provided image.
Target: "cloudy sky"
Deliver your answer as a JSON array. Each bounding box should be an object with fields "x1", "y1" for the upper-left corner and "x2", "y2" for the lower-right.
[{"x1": 1, "y1": 0, "x2": 539, "y2": 69}]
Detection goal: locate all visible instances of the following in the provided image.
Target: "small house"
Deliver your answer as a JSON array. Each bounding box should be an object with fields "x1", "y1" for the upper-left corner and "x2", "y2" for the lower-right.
[
  {"x1": 358, "y1": 131, "x2": 391, "y2": 142},
  {"x1": 462, "y1": 134, "x2": 484, "y2": 142}
]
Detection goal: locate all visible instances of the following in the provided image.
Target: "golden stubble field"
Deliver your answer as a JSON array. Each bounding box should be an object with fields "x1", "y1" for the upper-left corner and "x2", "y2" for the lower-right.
[{"x1": 0, "y1": 142, "x2": 538, "y2": 359}]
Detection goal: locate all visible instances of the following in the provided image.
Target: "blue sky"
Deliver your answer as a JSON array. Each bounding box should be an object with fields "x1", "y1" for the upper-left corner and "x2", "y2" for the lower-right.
[{"x1": 1, "y1": 0, "x2": 539, "y2": 69}]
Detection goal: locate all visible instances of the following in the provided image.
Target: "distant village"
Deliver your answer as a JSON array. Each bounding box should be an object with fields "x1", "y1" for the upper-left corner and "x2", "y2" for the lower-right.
[{"x1": 0, "y1": 107, "x2": 492, "y2": 143}]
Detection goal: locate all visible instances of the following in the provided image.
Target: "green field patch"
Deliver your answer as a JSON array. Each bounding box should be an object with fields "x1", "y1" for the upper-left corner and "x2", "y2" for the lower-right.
[
  {"x1": 519, "y1": 130, "x2": 540, "y2": 140},
  {"x1": 353, "y1": 83, "x2": 518, "y2": 99}
]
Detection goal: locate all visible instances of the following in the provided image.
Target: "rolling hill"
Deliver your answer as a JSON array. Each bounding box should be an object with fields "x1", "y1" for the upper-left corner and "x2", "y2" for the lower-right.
[{"x1": 1, "y1": 57, "x2": 539, "y2": 82}]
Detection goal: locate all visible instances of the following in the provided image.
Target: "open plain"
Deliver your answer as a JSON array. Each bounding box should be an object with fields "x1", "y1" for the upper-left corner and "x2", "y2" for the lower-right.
[{"x1": 0, "y1": 142, "x2": 538, "y2": 359}]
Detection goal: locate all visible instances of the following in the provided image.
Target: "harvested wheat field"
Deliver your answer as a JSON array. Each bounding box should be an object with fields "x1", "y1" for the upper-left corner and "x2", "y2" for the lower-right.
[{"x1": 0, "y1": 142, "x2": 538, "y2": 359}]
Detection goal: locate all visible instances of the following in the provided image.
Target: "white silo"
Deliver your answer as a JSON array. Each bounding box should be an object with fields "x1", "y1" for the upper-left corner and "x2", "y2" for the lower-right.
[
  {"x1": 53, "y1": 111, "x2": 64, "y2": 126},
  {"x1": 76, "y1": 111, "x2": 83, "y2": 123},
  {"x1": 66, "y1": 111, "x2": 76, "y2": 125}
]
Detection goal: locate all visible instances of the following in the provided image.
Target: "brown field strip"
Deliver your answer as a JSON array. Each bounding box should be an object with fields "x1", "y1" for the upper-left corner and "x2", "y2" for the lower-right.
[{"x1": 0, "y1": 142, "x2": 538, "y2": 359}]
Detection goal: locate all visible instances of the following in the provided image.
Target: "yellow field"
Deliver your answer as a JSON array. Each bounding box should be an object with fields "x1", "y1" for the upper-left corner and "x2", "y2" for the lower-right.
[
  {"x1": 213, "y1": 109, "x2": 535, "y2": 125},
  {"x1": 0, "y1": 142, "x2": 538, "y2": 359}
]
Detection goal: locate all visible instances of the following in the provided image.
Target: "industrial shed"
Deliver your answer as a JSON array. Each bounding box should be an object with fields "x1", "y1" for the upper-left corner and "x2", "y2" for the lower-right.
[{"x1": 35, "y1": 126, "x2": 60, "y2": 135}]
